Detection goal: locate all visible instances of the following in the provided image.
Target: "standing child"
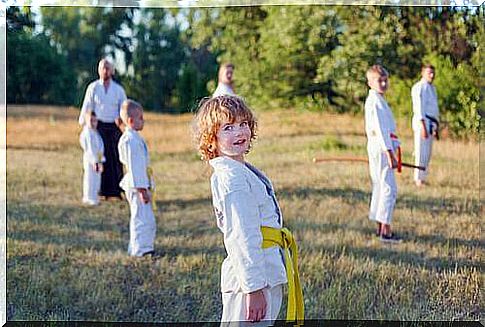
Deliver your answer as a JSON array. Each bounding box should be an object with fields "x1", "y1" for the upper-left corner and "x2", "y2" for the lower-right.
[
  {"x1": 118, "y1": 99, "x2": 156, "y2": 257},
  {"x1": 193, "y1": 95, "x2": 303, "y2": 324},
  {"x1": 79, "y1": 110, "x2": 105, "y2": 206},
  {"x1": 364, "y1": 65, "x2": 402, "y2": 243}
]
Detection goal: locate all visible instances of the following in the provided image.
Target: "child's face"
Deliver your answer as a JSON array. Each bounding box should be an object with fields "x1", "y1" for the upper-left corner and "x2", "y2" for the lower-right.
[
  {"x1": 87, "y1": 114, "x2": 98, "y2": 129},
  {"x1": 422, "y1": 67, "x2": 435, "y2": 83},
  {"x1": 216, "y1": 117, "x2": 251, "y2": 162},
  {"x1": 368, "y1": 73, "x2": 389, "y2": 95},
  {"x1": 128, "y1": 109, "x2": 144, "y2": 131}
]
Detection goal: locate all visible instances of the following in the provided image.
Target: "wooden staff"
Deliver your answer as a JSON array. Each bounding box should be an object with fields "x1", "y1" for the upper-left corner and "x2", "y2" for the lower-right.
[{"x1": 312, "y1": 157, "x2": 426, "y2": 171}]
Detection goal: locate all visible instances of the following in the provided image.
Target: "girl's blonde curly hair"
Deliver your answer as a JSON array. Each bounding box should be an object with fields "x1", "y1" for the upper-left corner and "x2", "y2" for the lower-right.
[{"x1": 192, "y1": 95, "x2": 257, "y2": 161}]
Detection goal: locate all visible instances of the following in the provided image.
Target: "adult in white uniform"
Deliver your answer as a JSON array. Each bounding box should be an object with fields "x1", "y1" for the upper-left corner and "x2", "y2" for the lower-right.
[
  {"x1": 118, "y1": 100, "x2": 156, "y2": 257},
  {"x1": 364, "y1": 65, "x2": 401, "y2": 243},
  {"x1": 212, "y1": 63, "x2": 236, "y2": 97},
  {"x1": 79, "y1": 111, "x2": 105, "y2": 205},
  {"x1": 79, "y1": 58, "x2": 127, "y2": 199},
  {"x1": 411, "y1": 64, "x2": 439, "y2": 187}
]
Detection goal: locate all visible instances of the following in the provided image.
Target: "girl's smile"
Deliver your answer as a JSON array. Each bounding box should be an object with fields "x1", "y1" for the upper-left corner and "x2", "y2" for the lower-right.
[{"x1": 216, "y1": 119, "x2": 251, "y2": 162}]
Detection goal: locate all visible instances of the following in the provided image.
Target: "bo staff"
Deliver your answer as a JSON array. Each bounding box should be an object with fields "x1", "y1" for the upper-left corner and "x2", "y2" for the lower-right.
[{"x1": 312, "y1": 157, "x2": 426, "y2": 171}]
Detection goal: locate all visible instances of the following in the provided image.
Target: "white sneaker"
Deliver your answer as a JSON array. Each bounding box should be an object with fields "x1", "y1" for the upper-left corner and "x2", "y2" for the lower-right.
[{"x1": 82, "y1": 199, "x2": 99, "y2": 206}]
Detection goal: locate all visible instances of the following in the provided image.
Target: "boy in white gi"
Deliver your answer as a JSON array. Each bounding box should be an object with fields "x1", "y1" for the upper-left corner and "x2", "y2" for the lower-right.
[
  {"x1": 118, "y1": 99, "x2": 156, "y2": 257},
  {"x1": 193, "y1": 96, "x2": 303, "y2": 325},
  {"x1": 79, "y1": 110, "x2": 105, "y2": 206},
  {"x1": 365, "y1": 65, "x2": 402, "y2": 243},
  {"x1": 411, "y1": 64, "x2": 439, "y2": 187}
]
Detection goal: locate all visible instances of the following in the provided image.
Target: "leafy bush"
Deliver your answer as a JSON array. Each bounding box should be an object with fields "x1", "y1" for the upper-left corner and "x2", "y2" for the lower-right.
[
  {"x1": 424, "y1": 53, "x2": 480, "y2": 139},
  {"x1": 7, "y1": 31, "x2": 76, "y2": 105}
]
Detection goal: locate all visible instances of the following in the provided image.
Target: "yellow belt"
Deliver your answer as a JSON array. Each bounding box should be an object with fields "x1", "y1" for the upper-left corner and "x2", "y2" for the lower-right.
[
  {"x1": 146, "y1": 166, "x2": 157, "y2": 211},
  {"x1": 261, "y1": 226, "x2": 304, "y2": 322}
]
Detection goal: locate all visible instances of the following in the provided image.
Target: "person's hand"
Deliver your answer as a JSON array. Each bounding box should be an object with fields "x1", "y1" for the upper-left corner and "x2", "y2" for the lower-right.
[
  {"x1": 137, "y1": 188, "x2": 151, "y2": 204},
  {"x1": 246, "y1": 289, "x2": 267, "y2": 322},
  {"x1": 421, "y1": 121, "x2": 429, "y2": 139},
  {"x1": 386, "y1": 150, "x2": 398, "y2": 169},
  {"x1": 115, "y1": 117, "x2": 125, "y2": 132},
  {"x1": 93, "y1": 163, "x2": 103, "y2": 173}
]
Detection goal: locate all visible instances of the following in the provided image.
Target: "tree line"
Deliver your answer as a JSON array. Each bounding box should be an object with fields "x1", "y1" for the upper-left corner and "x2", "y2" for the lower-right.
[{"x1": 6, "y1": 5, "x2": 483, "y2": 137}]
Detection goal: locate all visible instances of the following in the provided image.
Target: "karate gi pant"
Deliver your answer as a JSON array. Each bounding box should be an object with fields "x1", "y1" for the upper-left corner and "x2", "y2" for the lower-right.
[
  {"x1": 220, "y1": 285, "x2": 283, "y2": 327},
  {"x1": 126, "y1": 189, "x2": 156, "y2": 257},
  {"x1": 97, "y1": 121, "x2": 123, "y2": 197},
  {"x1": 413, "y1": 131, "x2": 433, "y2": 182},
  {"x1": 368, "y1": 150, "x2": 397, "y2": 225},
  {"x1": 82, "y1": 160, "x2": 101, "y2": 205}
]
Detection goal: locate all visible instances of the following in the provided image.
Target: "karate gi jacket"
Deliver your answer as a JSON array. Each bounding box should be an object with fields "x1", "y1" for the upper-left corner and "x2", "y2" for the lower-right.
[
  {"x1": 118, "y1": 127, "x2": 151, "y2": 192},
  {"x1": 411, "y1": 79, "x2": 439, "y2": 132},
  {"x1": 212, "y1": 83, "x2": 236, "y2": 97},
  {"x1": 364, "y1": 89, "x2": 399, "y2": 155},
  {"x1": 209, "y1": 156, "x2": 287, "y2": 294},
  {"x1": 79, "y1": 79, "x2": 127, "y2": 125},
  {"x1": 79, "y1": 127, "x2": 105, "y2": 165}
]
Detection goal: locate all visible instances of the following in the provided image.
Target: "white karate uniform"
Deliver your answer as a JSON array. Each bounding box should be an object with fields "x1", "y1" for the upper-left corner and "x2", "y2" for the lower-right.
[
  {"x1": 118, "y1": 127, "x2": 156, "y2": 257},
  {"x1": 209, "y1": 156, "x2": 287, "y2": 324},
  {"x1": 79, "y1": 79, "x2": 127, "y2": 125},
  {"x1": 364, "y1": 90, "x2": 399, "y2": 225},
  {"x1": 411, "y1": 79, "x2": 439, "y2": 182},
  {"x1": 79, "y1": 126, "x2": 105, "y2": 205},
  {"x1": 212, "y1": 83, "x2": 236, "y2": 97}
]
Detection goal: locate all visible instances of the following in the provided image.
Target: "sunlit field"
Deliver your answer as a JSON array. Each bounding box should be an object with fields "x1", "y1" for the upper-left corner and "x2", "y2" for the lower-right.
[{"x1": 6, "y1": 105, "x2": 482, "y2": 322}]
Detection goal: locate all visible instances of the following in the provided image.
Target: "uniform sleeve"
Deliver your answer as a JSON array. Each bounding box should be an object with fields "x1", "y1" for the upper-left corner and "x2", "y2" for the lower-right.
[
  {"x1": 411, "y1": 83, "x2": 424, "y2": 121},
  {"x1": 83, "y1": 132, "x2": 99, "y2": 164},
  {"x1": 117, "y1": 86, "x2": 127, "y2": 117},
  {"x1": 119, "y1": 138, "x2": 149, "y2": 188},
  {"x1": 79, "y1": 131, "x2": 87, "y2": 152},
  {"x1": 373, "y1": 102, "x2": 393, "y2": 152},
  {"x1": 432, "y1": 85, "x2": 440, "y2": 120},
  {"x1": 220, "y1": 180, "x2": 266, "y2": 293},
  {"x1": 79, "y1": 84, "x2": 94, "y2": 126},
  {"x1": 99, "y1": 138, "x2": 106, "y2": 163}
]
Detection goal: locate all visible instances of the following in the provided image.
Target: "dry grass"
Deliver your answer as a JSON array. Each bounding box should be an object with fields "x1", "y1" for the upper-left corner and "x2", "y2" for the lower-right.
[{"x1": 6, "y1": 105, "x2": 483, "y2": 322}]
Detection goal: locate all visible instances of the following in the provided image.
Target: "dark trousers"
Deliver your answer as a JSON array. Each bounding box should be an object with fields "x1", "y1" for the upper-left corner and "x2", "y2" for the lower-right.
[{"x1": 97, "y1": 121, "x2": 123, "y2": 197}]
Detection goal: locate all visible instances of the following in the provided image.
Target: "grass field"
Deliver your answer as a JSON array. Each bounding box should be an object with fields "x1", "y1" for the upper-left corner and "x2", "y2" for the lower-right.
[{"x1": 6, "y1": 105, "x2": 483, "y2": 322}]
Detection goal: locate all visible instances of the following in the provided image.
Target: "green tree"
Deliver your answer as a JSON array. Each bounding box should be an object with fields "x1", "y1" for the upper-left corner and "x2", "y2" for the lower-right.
[
  {"x1": 122, "y1": 9, "x2": 186, "y2": 112},
  {"x1": 40, "y1": 7, "x2": 135, "y2": 98},
  {"x1": 254, "y1": 6, "x2": 340, "y2": 110},
  {"x1": 7, "y1": 7, "x2": 76, "y2": 105},
  {"x1": 188, "y1": 6, "x2": 267, "y2": 108}
]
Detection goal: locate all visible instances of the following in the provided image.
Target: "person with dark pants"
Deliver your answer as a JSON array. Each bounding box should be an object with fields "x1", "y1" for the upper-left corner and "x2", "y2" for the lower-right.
[{"x1": 79, "y1": 58, "x2": 127, "y2": 199}]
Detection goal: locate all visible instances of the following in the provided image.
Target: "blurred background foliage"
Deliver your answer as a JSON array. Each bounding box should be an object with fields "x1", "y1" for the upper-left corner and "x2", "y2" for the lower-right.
[{"x1": 6, "y1": 5, "x2": 483, "y2": 138}]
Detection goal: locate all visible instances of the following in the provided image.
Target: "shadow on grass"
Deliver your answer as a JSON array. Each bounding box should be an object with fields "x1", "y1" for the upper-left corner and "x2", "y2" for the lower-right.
[
  {"x1": 305, "y1": 241, "x2": 481, "y2": 273},
  {"x1": 155, "y1": 196, "x2": 212, "y2": 212},
  {"x1": 294, "y1": 217, "x2": 482, "y2": 272},
  {"x1": 277, "y1": 186, "x2": 480, "y2": 216},
  {"x1": 7, "y1": 199, "x2": 219, "y2": 257}
]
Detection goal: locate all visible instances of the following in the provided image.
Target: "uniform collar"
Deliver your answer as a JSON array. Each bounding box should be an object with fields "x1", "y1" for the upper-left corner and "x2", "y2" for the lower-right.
[
  {"x1": 209, "y1": 156, "x2": 246, "y2": 170},
  {"x1": 369, "y1": 89, "x2": 384, "y2": 98},
  {"x1": 420, "y1": 78, "x2": 433, "y2": 85},
  {"x1": 97, "y1": 78, "x2": 113, "y2": 87},
  {"x1": 125, "y1": 126, "x2": 140, "y2": 136}
]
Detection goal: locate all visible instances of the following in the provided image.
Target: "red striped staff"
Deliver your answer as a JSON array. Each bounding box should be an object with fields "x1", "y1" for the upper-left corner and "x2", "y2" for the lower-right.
[{"x1": 312, "y1": 157, "x2": 426, "y2": 171}]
